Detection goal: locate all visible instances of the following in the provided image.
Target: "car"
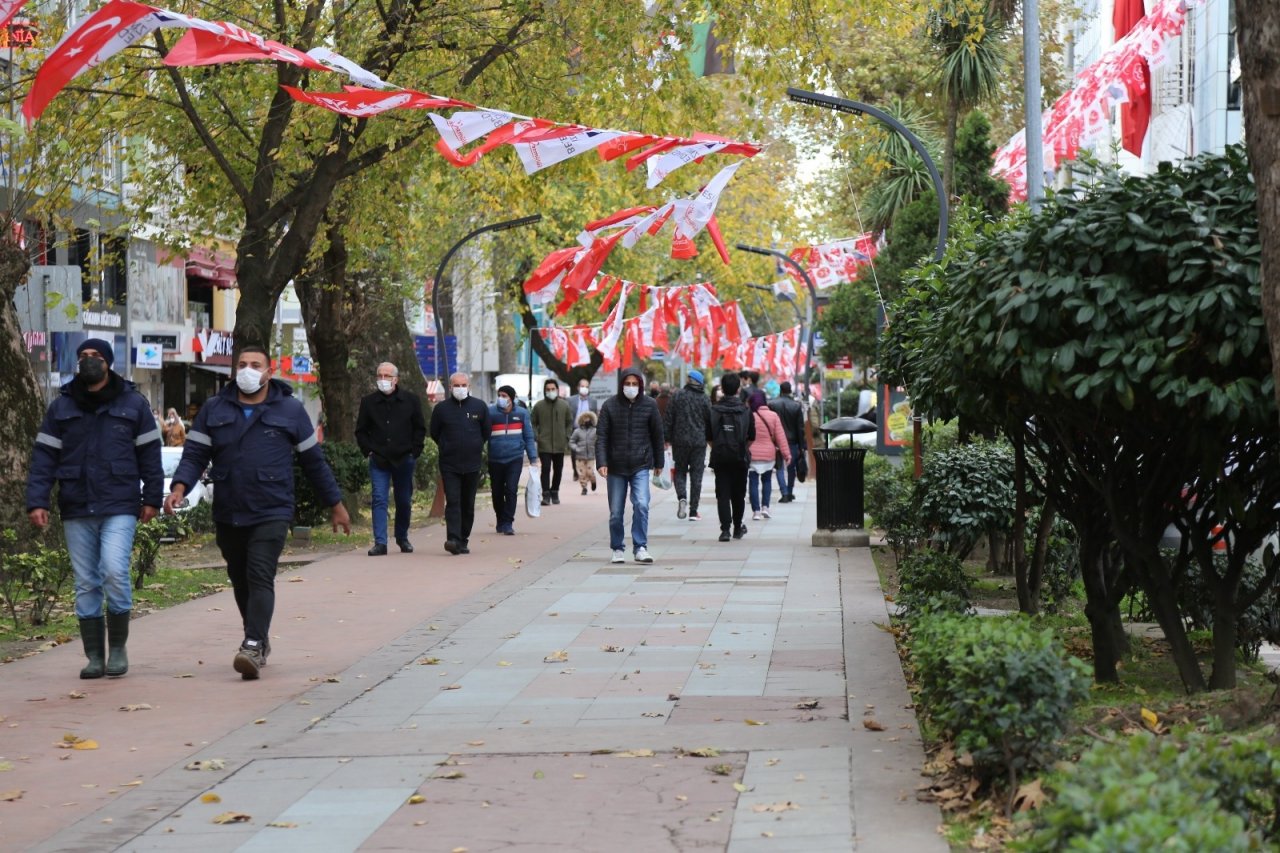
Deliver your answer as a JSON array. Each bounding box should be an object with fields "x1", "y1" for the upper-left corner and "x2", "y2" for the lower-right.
[{"x1": 158, "y1": 446, "x2": 211, "y2": 512}]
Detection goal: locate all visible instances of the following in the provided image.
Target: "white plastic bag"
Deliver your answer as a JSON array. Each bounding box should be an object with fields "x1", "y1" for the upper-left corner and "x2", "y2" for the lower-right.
[
  {"x1": 653, "y1": 449, "x2": 674, "y2": 490},
  {"x1": 525, "y1": 467, "x2": 543, "y2": 518}
]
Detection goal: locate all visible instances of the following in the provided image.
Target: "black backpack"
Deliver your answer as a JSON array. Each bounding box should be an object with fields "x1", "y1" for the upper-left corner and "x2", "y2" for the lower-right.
[{"x1": 709, "y1": 408, "x2": 752, "y2": 469}]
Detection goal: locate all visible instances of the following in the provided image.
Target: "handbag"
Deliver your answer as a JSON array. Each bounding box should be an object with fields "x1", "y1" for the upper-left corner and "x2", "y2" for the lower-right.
[
  {"x1": 525, "y1": 467, "x2": 543, "y2": 518},
  {"x1": 796, "y1": 450, "x2": 809, "y2": 483}
]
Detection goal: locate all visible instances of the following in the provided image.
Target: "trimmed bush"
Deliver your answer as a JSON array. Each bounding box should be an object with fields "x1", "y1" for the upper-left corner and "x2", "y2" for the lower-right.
[
  {"x1": 1019, "y1": 728, "x2": 1280, "y2": 850},
  {"x1": 911, "y1": 615, "x2": 1090, "y2": 784},
  {"x1": 916, "y1": 440, "x2": 1016, "y2": 561},
  {"x1": 864, "y1": 453, "x2": 923, "y2": 561},
  {"x1": 294, "y1": 440, "x2": 370, "y2": 527},
  {"x1": 896, "y1": 548, "x2": 972, "y2": 619},
  {"x1": 1174, "y1": 552, "x2": 1280, "y2": 662},
  {"x1": 414, "y1": 439, "x2": 440, "y2": 493}
]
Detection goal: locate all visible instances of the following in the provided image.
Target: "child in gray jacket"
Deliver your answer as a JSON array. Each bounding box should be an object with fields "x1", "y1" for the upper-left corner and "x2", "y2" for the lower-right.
[{"x1": 568, "y1": 411, "x2": 597, "y2": 495}]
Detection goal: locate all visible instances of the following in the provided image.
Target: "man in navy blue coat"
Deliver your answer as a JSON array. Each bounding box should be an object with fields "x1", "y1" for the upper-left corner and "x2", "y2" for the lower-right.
[
  {"x1": 26, "y1": 338, "x2": 164, "y2": 679},
  {"x1": 429, "y1": 371, "x2": 491, "y2": 554},
  {"x1": 166, "y1": 345, "x2": 350, "y2": 680}
]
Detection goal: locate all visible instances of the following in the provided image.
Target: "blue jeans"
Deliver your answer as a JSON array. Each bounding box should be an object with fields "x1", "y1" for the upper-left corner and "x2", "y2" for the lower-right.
[
  {"x1": 489, "y1": 458, "x2": 524, "y2": 531},
  {"x1": 607, "y1": 469, "x2": 651, "y2": 553},
  {"x1": 749, "y1": 467, "x2": 774, "y2": 512},
  {"x1": 775, "y1": 442, "x2": 800, "y2": 496},
  {"x1": 64, "y1": 515, "x2": 137, "y2": 618},
  {"x1": 369, "y1": 456, "x2": 416, "y2": 545}
]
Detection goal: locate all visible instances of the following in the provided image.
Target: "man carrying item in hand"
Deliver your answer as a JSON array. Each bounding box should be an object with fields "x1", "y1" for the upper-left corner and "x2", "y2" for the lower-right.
[
  {"x1": 664, "y1": 369, "x2": 712, "y2": 521},
  {"x1": 488, "y1": 385, "x2": 538, "y2": 535},
  {"x1": 430, "y1": 371, "x2": 491, "y2": 555},
  {"x1": 166, "y1": 345, "x2": 351, "y2": 680},
  {"x1": 355, "y1": 362, "x2": 426, "y2": 556},
  {"x1": 767, "y1": 381, "x2": 806, "y2": 503},
  {"x1": 596, "y1": 368, "x2": 665, "y2": 564},
  {"x1": 26, "y1": 338, "x2": 164, "y2": 679}
]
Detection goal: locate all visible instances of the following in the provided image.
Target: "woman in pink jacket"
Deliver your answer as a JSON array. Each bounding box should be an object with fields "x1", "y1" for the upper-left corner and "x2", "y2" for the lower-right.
[{"x1": 747, "y1": 390, "x2": 791, "y2": 520}]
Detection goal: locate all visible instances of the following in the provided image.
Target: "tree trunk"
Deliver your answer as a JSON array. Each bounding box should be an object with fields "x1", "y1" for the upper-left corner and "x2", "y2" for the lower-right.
[
  {"x1": 1078, "y1": 533, "x2": 1126, "y2": 683},
  {"x1": 296, "y1": 224, "x2": 424, "y2": 444},
  {"x1": 1209, "y1": 593, "x2": 1238, "y2": 690},
  {"x1": 0, "y1": 226, "x2": 43, "y2": 532},
  {"x1": 1143, "y1": 566, "x2": 1208, "y2": 693},
  {"x1": 517, "y1": 279, "x2": 603, "y2": 385},
  {"x1": 1235, "y1": 2, "x2": 1280, "y2": 423},
  {"x1": 1026, "y1": 497, "x2": 1056, "y2": 613}
]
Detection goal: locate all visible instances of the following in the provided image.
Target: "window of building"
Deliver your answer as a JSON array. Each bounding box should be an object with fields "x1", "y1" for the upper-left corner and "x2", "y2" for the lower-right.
[
  {"x1": 1227, "y1": 0, "x2": 1241, "y2": 111},
  {"x1": 100, "y1": 235, "x2": 127, "y2": 306}
]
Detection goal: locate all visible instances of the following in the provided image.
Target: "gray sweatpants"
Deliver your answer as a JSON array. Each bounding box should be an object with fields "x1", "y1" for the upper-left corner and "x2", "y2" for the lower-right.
[{"x1": 671, "y1": 443, "x2": 707, "y2": 512}]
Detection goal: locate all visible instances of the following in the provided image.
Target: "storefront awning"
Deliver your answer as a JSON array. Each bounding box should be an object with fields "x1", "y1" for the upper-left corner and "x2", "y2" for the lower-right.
[{"x1": 185, "y1": 247, "x2": 236, "y2": 289}]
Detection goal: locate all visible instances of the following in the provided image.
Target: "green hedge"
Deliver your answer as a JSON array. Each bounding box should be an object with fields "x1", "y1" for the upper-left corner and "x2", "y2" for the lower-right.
[
  {"x1": 910, "y1": 615, "x2": 1090, "y2": 783},
  {"x1": 896, "y1": 548, "x2": 972, "y2": 620},
  {"x1": 294, "y1": 440, "x2": 370, "y2": 527},
  {"x1": 1018, "y1": 727, "x2": 1280, "y2": 850}
]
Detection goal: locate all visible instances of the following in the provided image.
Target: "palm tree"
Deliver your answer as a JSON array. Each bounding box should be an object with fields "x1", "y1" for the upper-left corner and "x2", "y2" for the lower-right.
[
  {"x1": 863, "y1": 99, "x2": 942, "y2": 233},
  {"x1": 927, "y1": 0, "x2": 1013, "y2": 198}
]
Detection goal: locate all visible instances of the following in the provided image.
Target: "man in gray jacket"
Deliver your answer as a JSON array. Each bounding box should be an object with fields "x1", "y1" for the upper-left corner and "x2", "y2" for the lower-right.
[
  {"x1": 663, "y1": 370, "x2": 712, "y2": 521},
  {"x1": 596, "y1": 367, "x2": 665, "y2": 564}
]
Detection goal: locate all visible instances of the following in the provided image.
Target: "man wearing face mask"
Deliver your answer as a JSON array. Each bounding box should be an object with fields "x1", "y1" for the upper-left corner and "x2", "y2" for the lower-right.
[
  {"x1": 429, "y1": 371, "x2": 491, "y2": 554},
  {"x1": 355, "y1": 363, "x2": 427, "y2": 556},
  {"x1": 26, "y1": 338, "x2": 164, "y2": 679},
  {"x1": 595, "y1": 367, "x2": 665, "y2": 564},
  {"x1": 487, "y1": 385, "x2": 538, "y2": 535},
  {"x1": 166, "y1": 345, "x2": 351, "y2": 681},
  {"x1": 531, "y1": 377, "x2": 573, "y2": 506},
  {"x1": 569, "y1": 378, "x2": 598, "y2": 482}
]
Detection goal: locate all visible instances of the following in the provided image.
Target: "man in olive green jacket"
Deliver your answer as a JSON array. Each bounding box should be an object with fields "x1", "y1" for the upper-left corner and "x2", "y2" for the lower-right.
[{"x1": 532, "y1": 378, "x2": 574, "y2": 505}]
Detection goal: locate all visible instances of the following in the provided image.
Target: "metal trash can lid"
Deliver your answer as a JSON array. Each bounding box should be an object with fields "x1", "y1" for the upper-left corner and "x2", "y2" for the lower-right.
[{"x1": 820, "y1": 416, "x2": 877, "y2": 435}]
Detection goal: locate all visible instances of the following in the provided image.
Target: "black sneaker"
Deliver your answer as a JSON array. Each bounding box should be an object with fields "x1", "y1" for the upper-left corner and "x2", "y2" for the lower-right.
[
  {"x1": 368, "y1": 543, "x2": 388, "y2": 556},
  {"x1": 397, "y1": 539, "x2": 414, "y2": 553},
  {"x1": 733, "y1": 525, "x2": 747, "y2": 540},
  {"x1": 444, "y1": 539, "x2": 459, "y2": 554},
  {"x1": 457, "y1": 545, "x2": 471, "y2": 554},
  {"x1": 718, "y1": 530, "x2": 731, "y2": 542},
  {"x1": 234, "y1": 641, "x2": 265, "y2": 680}
]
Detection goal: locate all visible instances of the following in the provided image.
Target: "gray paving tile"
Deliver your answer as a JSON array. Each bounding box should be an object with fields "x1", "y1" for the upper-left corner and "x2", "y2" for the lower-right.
[{"x1": 237, "y1": 787, "x2": 417, "y2": 852}]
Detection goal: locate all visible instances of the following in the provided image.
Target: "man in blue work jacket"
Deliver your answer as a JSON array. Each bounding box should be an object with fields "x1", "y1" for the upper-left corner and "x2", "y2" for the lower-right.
[
  {"x1": 165, "y1": 345, "x2": 351, "y2": 680},
  {"x1": 26, "y1": 338, "x2": 164, "y2": 679}
]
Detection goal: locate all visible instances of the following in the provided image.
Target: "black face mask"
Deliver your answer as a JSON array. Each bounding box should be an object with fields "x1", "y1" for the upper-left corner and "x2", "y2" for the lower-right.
[{"x1": 78, "y1": 356, "x2": 107, "y2": 384}]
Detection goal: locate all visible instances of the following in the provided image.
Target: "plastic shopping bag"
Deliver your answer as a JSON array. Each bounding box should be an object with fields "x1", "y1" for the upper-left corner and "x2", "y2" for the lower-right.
[
  {"x1": 653, "y1": 449, "x2": 674, "y2": 490},
  {"x1": 525, "y1": 467, "x2": 542, "y2": 518}
]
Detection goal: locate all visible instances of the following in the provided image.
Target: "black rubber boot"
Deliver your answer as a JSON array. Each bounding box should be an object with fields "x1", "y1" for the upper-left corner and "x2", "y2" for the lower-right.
[
  {"x1": 79, "y1": 617, "x2": 106, "y2": 679},
  {"x1": 105, "y1": 610, "x2": 130, "y2": 677}
]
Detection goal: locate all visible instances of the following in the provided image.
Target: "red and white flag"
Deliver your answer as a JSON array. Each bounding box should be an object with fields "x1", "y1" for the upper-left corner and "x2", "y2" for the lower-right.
[
  {"x1": 0, "y1": 0, "x2": 27, "y2": 30},
  {"x1": 163, "y1": 22, "x2": 329, "y2": 72},
  {"x1": 24, "y1": 0, "x2": 171, "y2": 122},
  {"x1": 430, "y1": 109, "x2": 517, "y2": 151},
  {"x1": 283, "y1": 86, "x2": 471, "y2": 118},
  {"x1": 513, "y1": 128, "x2": 624, "y2": 175},
  {"x1": 645, "y1": 141, "x2": 728, "y2": 188},
  {"x1": 305, "y1": 46, "x2": 388, "y2": 89},
  {"x1": 620, "y1": 201, "x2": 674, "y2": 249},
  {"x1": 674, "y1": 160, "x2": 744, "y2": 239}
]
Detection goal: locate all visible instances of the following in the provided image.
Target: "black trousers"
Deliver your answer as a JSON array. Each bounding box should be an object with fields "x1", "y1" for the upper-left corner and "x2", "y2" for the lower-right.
[
  {"x1": 442, "y1": 469, "x2": 480, "y2": 544},
  {"x1": 489, "y1": 458, "x2": 523, "y2": 529},
  {"x1": 215, "y1": 520, "x2": 290, "y2": 645},
  {"x1": 672, "y1": 443, "x2": 707, "y2": 512},
  {"x1": 714, "y1": 464, "x2": 748, "y2": 532},
  {"x1": 540, "y1": 452, "x2": 565, "y2": 494}
]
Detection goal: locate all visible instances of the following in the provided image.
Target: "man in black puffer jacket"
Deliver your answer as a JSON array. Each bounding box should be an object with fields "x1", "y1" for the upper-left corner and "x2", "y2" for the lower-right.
[
  {"x1": 595, "y1": 367, "x2": 664, "y2": 565},
  {"x1": 663, "y1": 370, "x2": 712, "y2": 521}
]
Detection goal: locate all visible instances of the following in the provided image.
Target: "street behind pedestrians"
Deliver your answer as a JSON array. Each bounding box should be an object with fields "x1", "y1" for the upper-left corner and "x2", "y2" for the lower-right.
[{"x1": 1, "y1": 470, "x2": 943, "y2": 852}]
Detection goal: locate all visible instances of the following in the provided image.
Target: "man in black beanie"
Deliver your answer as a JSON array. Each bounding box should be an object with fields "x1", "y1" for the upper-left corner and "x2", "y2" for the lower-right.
[{"x1": 26, "y1": 337, "x2": 164, "y2": 679}]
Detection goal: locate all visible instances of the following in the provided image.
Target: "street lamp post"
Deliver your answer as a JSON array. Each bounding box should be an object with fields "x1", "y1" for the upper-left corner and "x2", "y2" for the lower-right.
[
  {"x1": 432, "y1": 214, "x2": 542, "y2": 386},
  {"x1": 735, "y1": 245, "x2": 816, "y2": 391},
  {"x1": 786, "y1": 87, "x2": 950, "y2": 477}
]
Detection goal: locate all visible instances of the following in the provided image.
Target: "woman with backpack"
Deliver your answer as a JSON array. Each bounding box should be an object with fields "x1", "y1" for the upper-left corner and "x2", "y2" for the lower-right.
[{"x1": 746, "y1": 390, "x2": 790, "y2": 521}]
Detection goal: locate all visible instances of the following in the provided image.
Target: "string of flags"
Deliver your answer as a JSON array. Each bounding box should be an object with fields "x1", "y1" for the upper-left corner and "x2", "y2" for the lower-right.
[
  {"x1": 21, "y1": 0, "x2": 760, "y2": 190},
  {"x1": 991, "y1": 0, "x2": 1202, "y2": 202}
]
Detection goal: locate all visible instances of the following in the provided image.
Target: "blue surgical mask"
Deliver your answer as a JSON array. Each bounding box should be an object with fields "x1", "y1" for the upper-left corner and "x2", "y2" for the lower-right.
[{"x1": 499, "y1": 397, "x2": 511, "y2": 410}]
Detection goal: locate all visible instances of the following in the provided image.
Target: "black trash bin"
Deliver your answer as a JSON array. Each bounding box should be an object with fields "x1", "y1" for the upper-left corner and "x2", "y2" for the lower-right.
[{"x1": 814, "y1": 417, "x2": 875, "y2": 530}]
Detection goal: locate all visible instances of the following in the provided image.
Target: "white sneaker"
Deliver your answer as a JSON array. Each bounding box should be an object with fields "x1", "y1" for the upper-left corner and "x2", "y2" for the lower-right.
[
  {"x1": 752, "y1": 512, "x2": 762, "y2": 521},
  {"x1": 634, "y1": 546, "x2": 654, "y2": 563},
  {"x1": 611, "y1": 550, "x2": 626, "y2": 564},
  {"x1": 677, "y1": 498, "x2": 688, "y2": 519},
  {"x1": 762, "y1": 507, "x2": 772, "y2": 519}
]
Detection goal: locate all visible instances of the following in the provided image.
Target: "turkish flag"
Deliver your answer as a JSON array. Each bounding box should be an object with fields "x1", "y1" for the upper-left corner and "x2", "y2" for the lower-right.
[
  {"x1": 24, "y1": 0, "x2": 166, "y2": 122},
  {"x1": 163, "y1": 25, "x2": 329, "y2": 71},
  {"x1": 282, "y1": 86, "x2": 471, "y2": 118},
  {"x1": 0, "y1": 0, "x2": 27, "y2": 29},
  {"x1": 1113, "y1": 0, "x2": 1151, "y2": 156}
]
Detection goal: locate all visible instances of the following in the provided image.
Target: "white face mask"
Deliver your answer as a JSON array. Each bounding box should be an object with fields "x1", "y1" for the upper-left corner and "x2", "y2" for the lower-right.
[
  {"x1": 498, "y1": 397, "x2": 511, "y2": 410},
  {"x1": 579, "y1": 386, "x2": 589, "y2": 396},
  {"x1": 376, "y1": 379, "x2": 395, "y2": 394},
  {"x1": 546, "y1": 388, "x2": 558, "y2": 400},
  {"x1": 452, "y1": 385, "x2": 469, "y2": 401},
  {"x1": 623, "y1": 385, "x2": 640, "y2": 400},
  {"x1": 236, "y1": 366, "x2": 265, "y2": 395}
]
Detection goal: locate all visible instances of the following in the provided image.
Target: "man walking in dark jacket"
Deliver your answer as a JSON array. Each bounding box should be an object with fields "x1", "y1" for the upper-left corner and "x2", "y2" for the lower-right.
[
  {"x1": 166, "y1": 345, "x2": 350, "y2": 680},
  {"x1": 430, "y1": 371, "x2": 491, "y2": 555},
  {"x1": 596, "y1": 367, "x2": 665, "y2": 564},
  {"x1": 664, "y1": 370, "x2": 712, "y2": 521},
  {"x1": 26, "y1": 338, "x2": 164, "y2": 679},
  {"x1": 355, "y1": 362, "x2": 427, "y2": 556},
  {"x1": 767, "y1": 381, "x2": 806, "y2": 503},
  {"x1": 709, "y1": 373, "x2": 755, "y2": 541}
]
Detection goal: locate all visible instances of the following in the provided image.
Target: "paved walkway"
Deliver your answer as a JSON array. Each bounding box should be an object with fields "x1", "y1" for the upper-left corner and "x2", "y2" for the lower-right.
[{"x1": 1, "y1": 471, "x2": 943, "y2": 852}]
